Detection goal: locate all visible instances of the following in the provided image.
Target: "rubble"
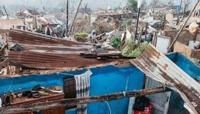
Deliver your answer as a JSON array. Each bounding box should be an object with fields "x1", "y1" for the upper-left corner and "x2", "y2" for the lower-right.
[
  {"x1": 0, "y1": 29, "x2": 125, "y2": 75},
  {"x1": 0, "y1": 1, "x2": 199, "y2": 114}
]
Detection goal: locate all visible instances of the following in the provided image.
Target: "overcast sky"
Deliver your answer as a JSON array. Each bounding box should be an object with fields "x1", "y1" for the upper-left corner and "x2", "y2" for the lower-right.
[
  {"x1": 0, "y1": 0, "x2": 127, "y2": 9},
  {"x1": 0, "y1": 0, "x2": 197, "y2": 9}
]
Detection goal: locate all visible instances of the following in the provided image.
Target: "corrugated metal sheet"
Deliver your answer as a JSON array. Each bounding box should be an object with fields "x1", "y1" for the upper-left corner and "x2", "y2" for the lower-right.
[
  {"x1": 130, "y1": 44, "x2": 200, "y2": 114},
  {"x1": 8, "y1": 29, "x2": 83, "y2": 46},
  {"x1": 5, "y1": 29, "x2": 122, "y2": 71},
  {"x1": 8, "y1": 51, "x2": 120, "y2": 70}
]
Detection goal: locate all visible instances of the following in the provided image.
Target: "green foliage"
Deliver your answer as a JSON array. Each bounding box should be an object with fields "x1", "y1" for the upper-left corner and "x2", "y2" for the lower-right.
[
  {"x1": 111, "y1": 35, "x2": 121, "y2": 49},
  {"x1": 128, "y1": 0, "x2": 138, "y2": 10},
  {"x1": 121, "y1": 42, "x2": 149, "y2": 58},
  {"x1": 74, "y1": 32, "x2": 88, "y2": 42}
]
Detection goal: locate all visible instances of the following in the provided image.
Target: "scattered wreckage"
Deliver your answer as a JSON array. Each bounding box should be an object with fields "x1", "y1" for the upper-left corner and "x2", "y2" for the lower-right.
[
  {"x1": 0, "y1": 28, "x2": 198, "y2": 114},
  {"x1": 0, "y1": 1, "x2": 199, "y2": 114}
]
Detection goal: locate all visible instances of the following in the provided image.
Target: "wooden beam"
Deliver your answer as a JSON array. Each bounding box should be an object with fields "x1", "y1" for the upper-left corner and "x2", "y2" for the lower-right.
[
  {"x1": 1, "y1": 87, "x2": 166, "y2": 114},
  {"x1": 168, "y1": 0, "x2": 200, "y2": 52},
  {"x1": 69, "y1": 0, "x2": 83, "y2": 34},
  {"x1": 65, "y1": 0, "x2": 69, "y2": 37}
]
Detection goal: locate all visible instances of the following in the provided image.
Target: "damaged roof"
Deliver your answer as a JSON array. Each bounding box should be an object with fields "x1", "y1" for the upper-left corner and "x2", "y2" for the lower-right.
[
  {"x1": 4, "y1": 29, "x2": 123, "y2": 71},
  {"x1": 8, "y1": 51, "x2": 117, "y2": 70},
  {"x1": 130, "y1": 44, "x2": 200, "y2": 114}
]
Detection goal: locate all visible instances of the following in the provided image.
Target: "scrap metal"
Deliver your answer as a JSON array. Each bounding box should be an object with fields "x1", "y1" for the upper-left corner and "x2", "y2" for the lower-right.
[
  {"x1": 0, "y1": 29, "x2": 124, "y2": 73},
  {"x1": 130, "y1": 44, "x2": 200, "y2": 114},
  {"x1": 8, "y1": 51, "x2": 115, "y2": 70},
  {"x1": 0, "y1": 87, "x2": 165, "y2": 114},
  {"x1": 8, "y1": 29, "x2": 82, "y2": 46}
]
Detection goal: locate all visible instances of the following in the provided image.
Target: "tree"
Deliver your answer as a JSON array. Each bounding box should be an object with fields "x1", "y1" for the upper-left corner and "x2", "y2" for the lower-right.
[{"x1": 128, "y1": 0, "x2": 138, "y2": 10}]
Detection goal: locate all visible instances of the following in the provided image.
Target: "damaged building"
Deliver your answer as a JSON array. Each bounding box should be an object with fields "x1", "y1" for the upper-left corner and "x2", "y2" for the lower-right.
[{"x1": 0, "y1": 0, "x2": 199, "y2": 114}]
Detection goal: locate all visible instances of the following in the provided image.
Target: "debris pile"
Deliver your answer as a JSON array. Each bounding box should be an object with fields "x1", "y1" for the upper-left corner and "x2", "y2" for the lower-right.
[{"x1": 0, "y1": 1, "x2": 199, "y2": 114}]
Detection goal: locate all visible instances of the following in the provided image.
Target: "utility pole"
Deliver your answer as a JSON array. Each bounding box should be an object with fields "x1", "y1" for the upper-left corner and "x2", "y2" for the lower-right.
[
  {"x1": 66, "y1": 0, "x2": 69, "y2": 37},
  {"x1": 134, "y1": 0, "x2": 143, "y2": 40},
  {"x1": 134, "y1": 8, "x2": 141, "y2": 40},
  {"x1": 168, "y1": 0, "x2": 200, "y2": 52},
  {"x1": 69, "y1": 0, "x2": 83, "y2": 34}
]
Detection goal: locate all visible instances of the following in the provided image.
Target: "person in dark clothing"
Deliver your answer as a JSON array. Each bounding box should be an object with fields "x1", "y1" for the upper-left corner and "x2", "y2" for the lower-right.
[{"x1": 45, "y1": 23, "x2": 52, "y2": 36}]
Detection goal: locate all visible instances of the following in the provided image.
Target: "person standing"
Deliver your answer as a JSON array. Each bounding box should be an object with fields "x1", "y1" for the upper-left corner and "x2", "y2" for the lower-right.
[{"x1": 45, "y1": 23, "x2": 52, "y2": 36}]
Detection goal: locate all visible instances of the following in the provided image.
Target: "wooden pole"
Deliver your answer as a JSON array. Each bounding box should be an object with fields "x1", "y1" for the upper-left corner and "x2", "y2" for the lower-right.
[
  {"x1": 66, "y1": 0, "x2": 69, "y2": 37},
  {"x1": 1, "y1": 87, "x2": 166, "y2": 114},
  {"x1": 69, "y1": 0, "x2": 83, "y2": 34},
  {"x1": 168, "y1": 0, "x2": 200, "y2": 52},
  {"x1": 134, "y1": 8, "x2": 141, "y2": 41},
  {"x1": 138, "y1": 27, "x2": 144, "y2": 45}
]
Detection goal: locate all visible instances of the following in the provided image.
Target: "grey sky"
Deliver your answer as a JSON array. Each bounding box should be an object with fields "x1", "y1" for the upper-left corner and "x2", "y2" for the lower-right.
[
  {"x1": 0, "y1": 0, "x2": 196, "y2": 9},
  {"x1": 0, "y1": 0, "x2": 128, "y2": 9}
]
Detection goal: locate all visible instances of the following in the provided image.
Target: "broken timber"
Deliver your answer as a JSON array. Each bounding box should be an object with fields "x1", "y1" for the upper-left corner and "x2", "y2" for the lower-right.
[
  {"x1": 168, "y1": 0, "x2": 200, "y2": 51},
  {"x1": 1, "y1": 87, "x2": 165, "y2": 114},
  {"x1": 130, "y1": 44, "x2": 200, "y2": 114}
]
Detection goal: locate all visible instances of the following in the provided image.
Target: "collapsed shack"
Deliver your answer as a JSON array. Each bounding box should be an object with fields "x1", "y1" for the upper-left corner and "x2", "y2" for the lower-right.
[
  {"x1": 0, "y1": 42, "x2": 199, "y2": 114},
  {"x1": 0, "y1": 29, "x2": 124, "y2": 75},
  {"x1": 0, "y1": 26, "x2": 199, "y2": 114},
  {"x1": 131, "y1": 44, "x2": 200, "y2": 114}
]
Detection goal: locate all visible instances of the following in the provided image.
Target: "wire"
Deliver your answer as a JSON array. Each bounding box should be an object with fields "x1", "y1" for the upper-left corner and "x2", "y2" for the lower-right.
[
  {"x1": 104, "y1": 101, "x2": 112, "y2": 114},
  {"x1": 125, "y1": 74, "x2": 130, "y2": 91}
]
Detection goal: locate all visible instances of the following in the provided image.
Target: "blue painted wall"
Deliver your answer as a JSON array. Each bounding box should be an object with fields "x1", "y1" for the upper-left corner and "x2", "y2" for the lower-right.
[
  {"x1": 168, "y1": 53, "x2": 200, "y2": 80},
  {"x1": 167, "y1": 53, "x2": 200, "y2": 114},
  {"x1": 0, "y1": 53, "x2": 199, "y2": 114},
  {"x1": 67, "y1": 66, "x2": 145, "y2": 114},
  {"x1": 0, "y1": 65, "x2": 145, "y2": 114}
]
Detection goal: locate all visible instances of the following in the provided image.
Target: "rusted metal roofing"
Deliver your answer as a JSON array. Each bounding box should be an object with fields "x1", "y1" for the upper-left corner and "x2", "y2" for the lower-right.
[
  {"x1": 4, "y1": 29, "x2": 123, "y2": 72},
  {"x1": 18, "y1": 44, "x2": 89, "y2": 54},
  {"x1": 8, "y1": 29, "x2": 93, "y2": 54},
  {"x1": 130, "y1": 44, "x2": 200, "y2": 114},
  {"x1": 8, "y1": 29, "x2": 85, "y2": 46},
  {"x1": 8, "y1": 51, "x2": 118, "y2": 70}
]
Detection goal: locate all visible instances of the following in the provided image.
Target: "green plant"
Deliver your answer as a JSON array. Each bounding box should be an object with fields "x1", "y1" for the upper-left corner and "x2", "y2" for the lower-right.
[
  {"x1": 111, "y1": 35, "x2": 121, "y2": 49},
  {"x1": 74, "y1": 32, "x2": 88, "y2": 42},
  {"x1": 128, "y1": 0, "x2": 138, "y2": 10}
]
